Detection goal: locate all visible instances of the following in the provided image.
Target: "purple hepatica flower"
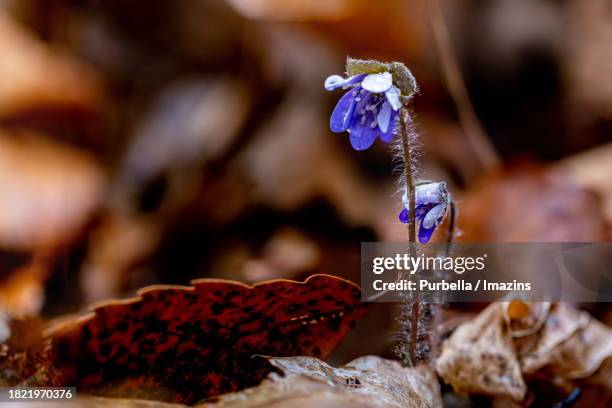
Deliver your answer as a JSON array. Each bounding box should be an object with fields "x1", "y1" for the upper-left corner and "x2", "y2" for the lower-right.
[
  {"x1": 398, "y1": 181, "x2": 450, "y2": 243},
  {"x1": 325, "y1": 72, "x2": 402, "y2": 150}
]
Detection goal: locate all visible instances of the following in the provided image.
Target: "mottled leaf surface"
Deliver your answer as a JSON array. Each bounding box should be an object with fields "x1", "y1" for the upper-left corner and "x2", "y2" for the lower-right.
[{"x1": 47, "y1": 275, "x2": 367, "y2": 403}]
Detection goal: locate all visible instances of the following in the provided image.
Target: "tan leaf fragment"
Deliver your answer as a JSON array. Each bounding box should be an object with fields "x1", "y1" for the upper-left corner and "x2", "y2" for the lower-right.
[
  {"x1": 518, "y1": 302, "x2": 589, "y2": 374},
  {"x1": 200, "y1": 355, "x2": 441, "y2": 408},
  {"x1": 436, "y1": 303, "x2": 527, "y2": 401},
  {"x1": 523, "y1": 317, "x2": 612, "y2": 380},
  {"x1": 437, "y1": 301, "x2": 612, "y2": 402}
]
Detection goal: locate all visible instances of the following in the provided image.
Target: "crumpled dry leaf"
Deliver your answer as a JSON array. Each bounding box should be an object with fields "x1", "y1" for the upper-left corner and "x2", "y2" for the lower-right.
[
  {"x1": 521, "y1": 313, "x2": 612, "y2": 380},
  {"x1": 435, "y1": 303, "x2": 527, "y2": 401},
  {"x1": 0, "y1": 131, "x2": 105, "y2": 251},
  {"x1": 437, "y1": 302, "x2": 612, "y2": 403},
  {"x1": 200, "y1": 355, "x2": 441, "y2": 408},
  {"x1": 0, "y1": 10, "x2": 102, "y2": 118},
  {"x1": 46, "y1": 275, "x2": 368, "y2": 404},
  {"x1": 7, "y1": 356, "x2": 439, "y2": 408},
  {"x1": 516, "y1": 302, "x2": 588, "y2": 373}
]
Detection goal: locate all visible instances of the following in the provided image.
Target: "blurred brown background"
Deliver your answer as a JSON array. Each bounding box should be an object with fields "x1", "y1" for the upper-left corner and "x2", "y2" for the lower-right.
[{"x1": 0, "y1": 0, "x2": 610, "y2": 368}]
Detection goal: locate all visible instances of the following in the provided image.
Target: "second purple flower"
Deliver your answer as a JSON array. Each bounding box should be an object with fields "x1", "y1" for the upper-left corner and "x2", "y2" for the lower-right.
[{"x1": 398, "y1": 181, "x2": 450, "y2": 243}]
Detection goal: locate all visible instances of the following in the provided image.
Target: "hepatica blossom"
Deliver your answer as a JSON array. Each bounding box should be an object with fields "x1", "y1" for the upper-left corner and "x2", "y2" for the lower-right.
[
  {"x1": 325, "y1": 72, "x2": 402, "y2": 150},
  {"x1": 399, "y1": 181, "x2": 450, "y2": 243}
]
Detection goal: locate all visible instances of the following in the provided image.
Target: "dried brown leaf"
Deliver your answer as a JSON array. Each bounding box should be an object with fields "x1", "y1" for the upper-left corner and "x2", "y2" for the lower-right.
[
  {"x1": 517, "y1": 302, "x2": 588, "y2": 373},
  {"x1": 436, "y1": 303, "x2": 527, "y2": 401},
  {"x1": 523, "y1": 317, "x2": 612, "y2": 380},
  {"x1": 437, "y1": 302, "x2": 612, "y2": 403},
  {"x1": 199, "y1": 355, "x2": 441, "y2": 408},
  {"x1": 12, "y1": 356, "x2": 439, "y2": 407},
  {"x1": 46, "y1": 275, "x2": 368, "y2": 404}
]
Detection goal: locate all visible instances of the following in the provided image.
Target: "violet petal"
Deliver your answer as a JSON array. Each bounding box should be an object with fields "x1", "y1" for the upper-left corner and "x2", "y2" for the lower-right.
[
  {"x1": 380, "y1": 110, "x2": 398, "y2": 142},
  {"x1": 398, "y1": 208, "x2": 409, "y2": 223},
  {"x1": 385, "y1": 85, "x2": 402, "y2": 110},
  {"x1": 377, "y1": 101, "x2": 392, "y2": 133},
  {"x1": 418, "y1": 225, "x2": 436, "y2": 243},
  {"x1": 422, "y1": 203, "x2": 447, "y2": 229},
  {"x1": 349, "y1": 121, "x2": 378, "y2": 150},
  {"x1": 330, "y1": 89, "x2": 359, "y2": 132}
]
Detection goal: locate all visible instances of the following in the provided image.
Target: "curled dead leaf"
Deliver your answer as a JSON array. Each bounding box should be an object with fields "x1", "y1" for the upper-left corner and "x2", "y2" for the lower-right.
[{"x1": 46, "y1": 275, "x2": 368, "y2": 403}]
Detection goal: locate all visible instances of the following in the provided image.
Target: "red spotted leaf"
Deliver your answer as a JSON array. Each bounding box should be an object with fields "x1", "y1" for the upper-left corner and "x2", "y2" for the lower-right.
[{"x1": 46, "y1": 274, "x2": 367, "y2": 403}]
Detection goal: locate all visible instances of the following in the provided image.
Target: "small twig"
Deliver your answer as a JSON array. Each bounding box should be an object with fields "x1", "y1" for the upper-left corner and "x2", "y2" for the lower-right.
[{"x1": 427, "y1": 0, "x2": 501, "y2": 172}]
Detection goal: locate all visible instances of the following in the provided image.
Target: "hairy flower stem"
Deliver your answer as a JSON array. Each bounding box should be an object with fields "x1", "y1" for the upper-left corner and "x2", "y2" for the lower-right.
[
  {"x1": 399, "y1": 107, "x2": 419, "y2": 367},
  {"x1": 399, "y1": 109, "x2": 417, "y2": 257}
]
